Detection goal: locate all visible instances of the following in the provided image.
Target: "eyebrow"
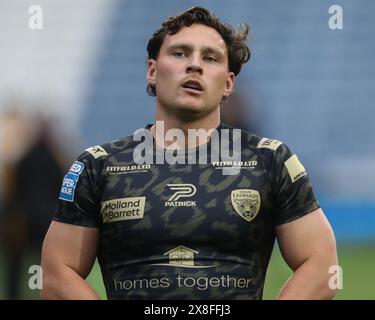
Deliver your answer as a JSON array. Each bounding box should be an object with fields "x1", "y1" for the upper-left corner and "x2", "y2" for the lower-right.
[{"x1": 167, "y1": 43, "x2": 225, "y2": 59}]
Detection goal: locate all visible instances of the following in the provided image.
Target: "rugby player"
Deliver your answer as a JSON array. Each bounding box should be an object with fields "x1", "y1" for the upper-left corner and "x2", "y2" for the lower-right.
[{"x1": 41, "y1": 6, "x2": 338, "y2": 300}]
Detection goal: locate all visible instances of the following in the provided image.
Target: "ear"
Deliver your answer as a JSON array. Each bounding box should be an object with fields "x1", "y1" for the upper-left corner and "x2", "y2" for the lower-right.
[
  {"x1": 223, "y1": 72, "x2": 235, "y2": 98},
  {"x1": 147, "y1": 59, "x2": 157, "y2": 86}
]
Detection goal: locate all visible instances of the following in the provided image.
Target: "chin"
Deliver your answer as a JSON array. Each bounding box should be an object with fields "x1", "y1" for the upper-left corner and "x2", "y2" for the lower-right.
[
  {"x1": 170, "y1": 100, "x2": 205, "y2": 113},
  {"x1": 161, "y1": 99, "x2": 216, "y2": 120},
  {"x1": 174, "y1": 108, "x2": 203, "y2": 121}
]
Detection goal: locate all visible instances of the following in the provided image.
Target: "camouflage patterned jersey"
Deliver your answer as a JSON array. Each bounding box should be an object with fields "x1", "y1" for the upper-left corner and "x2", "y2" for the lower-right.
[{"x1": 55, "y1": 123, "x2": 319, "y2": 299}]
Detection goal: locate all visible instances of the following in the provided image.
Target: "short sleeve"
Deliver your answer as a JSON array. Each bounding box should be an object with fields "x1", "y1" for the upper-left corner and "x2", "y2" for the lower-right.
[
  {"x1": 271, "y1": 143, "x2": 320, "y2": 225},
  {"x1": 54, "y1": 152, "x2": 101, "y2": 228}
]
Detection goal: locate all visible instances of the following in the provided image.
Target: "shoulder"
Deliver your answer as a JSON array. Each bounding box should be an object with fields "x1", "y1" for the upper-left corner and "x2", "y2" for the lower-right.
[
  {"x1": 220, "y1": 124, "x2": 298, "y2": 178},
  {"x1": 238, "y1": 128, "x2": 307, "y2": 185},
  {"x1": 220, "y1": 123, "x2": 289, "y2": 156},
  {"x1": 77, "y1": 134, "x2": 137, "y2": 164}
]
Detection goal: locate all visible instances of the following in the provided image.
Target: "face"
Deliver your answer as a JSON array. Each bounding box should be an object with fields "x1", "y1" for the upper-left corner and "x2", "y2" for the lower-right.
[{"x1": 147, "y1": 24, "x2": 235, "y2": 119}]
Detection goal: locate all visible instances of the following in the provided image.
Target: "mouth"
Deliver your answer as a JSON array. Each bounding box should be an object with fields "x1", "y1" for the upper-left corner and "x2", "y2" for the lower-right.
[{"x1": 181, "y1": 80, "x2": 204, "y2": 94}]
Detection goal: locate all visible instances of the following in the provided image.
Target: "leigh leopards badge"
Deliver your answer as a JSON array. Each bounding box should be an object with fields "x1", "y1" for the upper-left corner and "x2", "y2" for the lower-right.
[{"x1": 231, "y1": 189, "x2": 261, "y2": 222}]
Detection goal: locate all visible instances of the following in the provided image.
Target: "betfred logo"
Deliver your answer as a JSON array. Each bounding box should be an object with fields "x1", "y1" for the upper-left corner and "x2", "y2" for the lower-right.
[
  {"x1": 69, "y1": 162, "x2": 84, "y2": 174},
  {"x1": 59, "y1": 161, "x2": 85, "y2": 202},
  {"x1": 101, "y1": 197, "x2": 146, "y2": 223}
]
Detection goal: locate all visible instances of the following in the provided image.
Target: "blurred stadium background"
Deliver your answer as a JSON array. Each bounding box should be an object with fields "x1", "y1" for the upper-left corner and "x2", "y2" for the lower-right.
[{"x1": 0, "y1": 0, "x2": 374, "y2": 299}]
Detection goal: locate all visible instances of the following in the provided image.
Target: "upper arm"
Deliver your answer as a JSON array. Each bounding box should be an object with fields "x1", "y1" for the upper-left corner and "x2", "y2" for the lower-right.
[
  {"x1": 275, "y1": 208, "x2": 338, "y2": 271},
  {"x1": 42, "y1": 221, "x2": 99, "y2": 278}
]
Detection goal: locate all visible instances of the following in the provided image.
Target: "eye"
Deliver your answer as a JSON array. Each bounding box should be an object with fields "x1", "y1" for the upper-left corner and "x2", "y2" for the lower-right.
[
  {"x1": 173, "y1": 51, "x2": 187, "y2": 58},
  {"x1": 204, "y1": 56, "x2": 218, "y2": 63}
]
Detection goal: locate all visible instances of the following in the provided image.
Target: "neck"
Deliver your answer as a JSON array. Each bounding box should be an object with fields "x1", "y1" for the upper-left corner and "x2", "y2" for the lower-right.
[{"x1": 150, "y1": 105, "x2": 221, "y2": 149}]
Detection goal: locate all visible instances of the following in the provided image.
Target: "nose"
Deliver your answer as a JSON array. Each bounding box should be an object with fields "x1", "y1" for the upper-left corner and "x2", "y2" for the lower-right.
[{"x1": 186, "y1": 54, "x2": 203, "y2": 74}]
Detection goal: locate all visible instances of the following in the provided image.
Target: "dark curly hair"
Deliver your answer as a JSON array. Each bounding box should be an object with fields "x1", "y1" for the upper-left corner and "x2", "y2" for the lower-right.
[{"x1": 146, "y1": 6, "x2": 251, "y2": 96}]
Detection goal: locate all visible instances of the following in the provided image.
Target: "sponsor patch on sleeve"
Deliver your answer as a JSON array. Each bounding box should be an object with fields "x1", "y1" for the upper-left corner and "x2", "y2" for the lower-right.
[
  {"x1": 85, "y1": 145, "x2": 108, "y2": 159},
  {"x1": 284, "y1": 154, "x2": 307, "y2": 183},
  {"x1": 59, "y1": 161, "x2": 85, "y2": 202},
  {"x1": 257, "y1": 137, "x2": 283, "y2": 151}
]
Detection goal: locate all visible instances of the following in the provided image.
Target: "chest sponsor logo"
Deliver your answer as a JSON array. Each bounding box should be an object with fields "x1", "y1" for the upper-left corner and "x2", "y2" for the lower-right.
[
  {"x1": 59, "y1": 161, "x2": 85, "y2": 202},
  {"x1": 101, "y1": 196, "x2": 146, "y2": 223},
  {"x1": 115, "y1": 242, "x2": 253, "y2": 293},
  {"x1": 165, "y1": 184, "x2": 196, "y2": 207},
  {"x1": 86, "y1": 145, "x2": 108, "y2": 159},
  {"x1": 231, "y1": 189, "x2": 261, "y2": 222},
  {"x1": 105, "y1": 164, "x2": 151, "y2": 175},
  {"x1": 149, "y1": 245, "x2": 215, "y2": 268}
]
